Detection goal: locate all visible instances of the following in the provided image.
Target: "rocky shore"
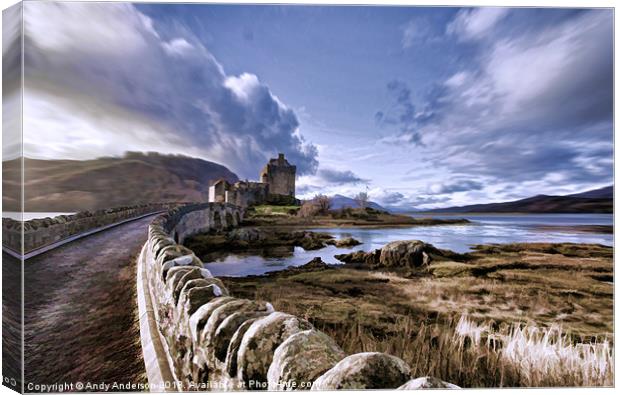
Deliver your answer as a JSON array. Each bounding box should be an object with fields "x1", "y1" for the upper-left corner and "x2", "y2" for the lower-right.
[
  {"x1": 184, "y1": 227, "x2": 361, "y2": 259},
  {"x1": 182, "y1": 203, "x2": 613, "y2": 387},
  {"x1": 221, "y1": 241, "x2": 613, "y2": 339}
]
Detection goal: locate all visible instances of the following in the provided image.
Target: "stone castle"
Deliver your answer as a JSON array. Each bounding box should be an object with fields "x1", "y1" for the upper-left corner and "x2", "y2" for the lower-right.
[{"x1": 208, "y1": 153, "x2": 297, "y2": 207}]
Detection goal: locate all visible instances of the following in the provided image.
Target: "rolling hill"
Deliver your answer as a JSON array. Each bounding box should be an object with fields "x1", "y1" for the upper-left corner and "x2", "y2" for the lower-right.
[
  {"x1": 427, "y1": 186, "x2": 612, "y2": 214},
  {"x1": 2, "y1": 152, "x2": 239, "y2": 212},
  {"x1": 329, "y1": 194, "x2": 388, "y2": 211}
]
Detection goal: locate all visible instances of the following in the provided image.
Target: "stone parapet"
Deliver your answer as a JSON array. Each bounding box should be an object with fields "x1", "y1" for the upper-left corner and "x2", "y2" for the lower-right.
[
  {"x1": 140, "y1": 203, "x2": 459, "y2": 391},
  {"x1": 2, "y1": 203, "x2": 180, "y2": 254}
]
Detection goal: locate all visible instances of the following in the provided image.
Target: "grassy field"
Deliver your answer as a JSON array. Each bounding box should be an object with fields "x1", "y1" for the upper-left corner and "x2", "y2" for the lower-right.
[
  {"x1": 244, "y1": 205, "x2": 470, "y2": 228},
  {"x1": 222, "y1": 242, "x2": 613, "y2": 388},
  {"x1": 252, "y1": 205, "x2": 300, "y2": 216}
]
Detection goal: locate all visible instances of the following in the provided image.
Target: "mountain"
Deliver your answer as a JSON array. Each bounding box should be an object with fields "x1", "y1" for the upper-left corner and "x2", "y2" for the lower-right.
[
  {"x1": 567, "y1": 185, "x2": 612, "y2": 199},
  {"x1": 427, "y1": 186, "x2": 613, "y2": 214},
  {"x1": 2, "y1": 152, "x2": 239, "y2": 212},
  {"x1": 329, "y1": 194, "x2": 388, "y2": 212}
]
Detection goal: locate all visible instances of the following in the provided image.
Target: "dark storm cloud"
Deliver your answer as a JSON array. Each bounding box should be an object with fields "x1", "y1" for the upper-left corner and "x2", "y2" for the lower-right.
[
  {"x1": 381, "y1": 194, "x2": 451, "y2": 210},
  {"x1": 318, "y1": 168, "x2": 369, "y2": 185},
  {"x1": 376, "y1": 80, "x2": 425, "y2": 147},
  {"x1": 413, "y1": 9, "x2": 612, "y2": 191},
  {"x1": 411, "y1": 196, "x2": 451, "y2": 206},
  {"x1": 22, "y1": 2, "x2": 318, "y2": 179},
  {"x1": 427, "y1": 179, "x2": 484, "y2": 195},
  {"x1": 296, "y1": 184, "x2": 322, "y2": 195},
  {"x1": 380, "y1": 191, "x2": 405, "y2": 205}
]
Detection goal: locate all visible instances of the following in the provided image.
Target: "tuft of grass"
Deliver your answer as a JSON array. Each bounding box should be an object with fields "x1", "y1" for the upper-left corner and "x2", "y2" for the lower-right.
[
  {"x1": 252, "y1": 205, "x2": 299, "y2": 216},
  {"x1": 314, "y1": 314, "x2": 613, "y2": 388},
  {"x1": 224, "y1": 242, "x2": 613, "y2": 387}
]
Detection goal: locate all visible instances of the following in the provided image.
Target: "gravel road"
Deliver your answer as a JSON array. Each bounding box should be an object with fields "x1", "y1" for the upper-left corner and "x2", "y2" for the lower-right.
[{"x1": 22, "y1": 214, "x2": 157, "y2": 390}]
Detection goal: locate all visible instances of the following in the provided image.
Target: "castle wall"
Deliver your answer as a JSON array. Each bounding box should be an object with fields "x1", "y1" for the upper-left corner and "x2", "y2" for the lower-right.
[
  {"x1": 230, "y1": 182, "x2": 269, "y2": 208},
  {"x1": 263, "y1": 165, "x2": 295, "y2": 196}
]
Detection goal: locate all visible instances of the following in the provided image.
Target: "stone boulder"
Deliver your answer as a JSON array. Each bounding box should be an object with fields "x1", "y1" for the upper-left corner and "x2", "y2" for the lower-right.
[
  {"x1": 335, "y1": 249, "x2": 381, "y2": 265},
  {"x1": 398, "y1": 377, "x2": 460, "y2": 389},
  {"x1": 311, "y1": 352, "x2": 411, "y2": 390},
  {"x1": 189, "y1": 297, "x2": 236, "y2": 342},
  {"x1": 326, "y1": 237, "x2": 362, "y2": 248},
  {"x1": 236, "y1": 312, "x2": 313, "y2": 389},
  {"x1": 296, "y1": 257, "x2": 329, "y2": 271},
  {"x1": 201, "y1": 299, "x2": 274, "y2": 365},
  {"x1": 267, "y1": 330, "x2": 346, "y2": 391},
  {"x1": 178, "y1": 281, "x2": 227, "y2": 316},
  {"x1": 228, "y1": 227, "x2": 266, "y2": 243},
  {"x1": 173, "y1": 268, "x2": 225, "y2": 303},
  {"x1": 225, "y1": 317, "x2": 261, "y2": 378},
  {"x1": 161, "y1": 254, "x2": 203, "y2": 280},
  {"x1": 213, "y1": 310, "x2": 271, "y2": 363},
  {"x1": 379, "y1": 240, "x2": 438, "y2": 268}
]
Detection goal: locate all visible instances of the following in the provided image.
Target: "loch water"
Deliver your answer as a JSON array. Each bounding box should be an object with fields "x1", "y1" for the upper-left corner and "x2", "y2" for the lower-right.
[{"x1": 203, "y1": 213, "x2": 612, "y2": 277}]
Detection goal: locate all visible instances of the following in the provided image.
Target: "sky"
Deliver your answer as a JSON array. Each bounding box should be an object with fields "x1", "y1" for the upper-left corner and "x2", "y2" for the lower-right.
[{"x1": 13, "y1": 2, "x2": 613, "y2": 209}]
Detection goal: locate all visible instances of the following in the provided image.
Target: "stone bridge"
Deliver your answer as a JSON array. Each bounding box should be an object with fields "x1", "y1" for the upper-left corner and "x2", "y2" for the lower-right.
[
  {"x1": 3, "y1": 202, "x2": 456, "y2": 391},
  {"x1": 139, "y1": 203, "x2": 458, "y2": 391}
]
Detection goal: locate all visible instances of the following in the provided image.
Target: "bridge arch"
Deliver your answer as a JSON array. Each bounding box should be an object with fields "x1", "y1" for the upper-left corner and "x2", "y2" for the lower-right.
[{"x1": 212, "y1": 210, "x2": 222, "y2": 230}]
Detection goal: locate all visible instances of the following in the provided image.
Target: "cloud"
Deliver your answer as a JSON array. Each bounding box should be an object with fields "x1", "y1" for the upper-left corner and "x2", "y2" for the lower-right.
[
  {"x1": 162, "y1": 38, "x2": 194, "y2": 56},
  {"x1": 368, "y1": 188, "x2": 452, "y2": 210},
  {"x1": 2, "y1": 3, "x2": 22, "y2": 160},
  {"x1": 376, "y1": 80, "x2": 426, "y2": 147},
  {"x1": 318, "y1": 168, "x2": 369, "y2": 185},
  {"x1": 426, "y1": 180, "x2": 484, "y2": 195},
  {"x1": 446, "y1": 7, "x2": 509, "y2": 41},
  {"x1": 379, "y1": 191, "x2": 405, "y2": 205},
  {"x1": 412, "y1": 196, "x2": 451, "y2": 206},
  {"x1": 21, "y1": 2, "x2": 318, "y2": 179},
  {"x1": 296, "y1": 184, "x2": 322, "y2": 196},
  {"x1": 417, "y1": 9, "x2": 612, "y2": 192},
  {"x1": 444, "y1": 71, "x2": 470, "y2": 88},
  {"x1": 401, "y1": 17, "x2": 432, "y2": 49},
  {"x1": 295, "y1": 166, "x2": 369, "y2": 200}
]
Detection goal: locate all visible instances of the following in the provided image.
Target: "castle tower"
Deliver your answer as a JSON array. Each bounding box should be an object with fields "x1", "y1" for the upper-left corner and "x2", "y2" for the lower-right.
[{"x1": 260, "y1": 153, "x2": 296, "y2": 196}]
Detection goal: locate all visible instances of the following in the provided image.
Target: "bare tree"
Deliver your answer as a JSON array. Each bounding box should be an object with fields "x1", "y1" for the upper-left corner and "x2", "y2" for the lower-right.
[
  {"x1": 315, "y1": 194, "x2": 332, "y2": 215},
  {"x1": 298, "y1": 194, "x2": 332, "y2": 218},
  {"x1": 298, "y1": 200, "x2": 319, "y2": 218},
  {"x1": 354, "y1": 191, "x2": 369, "y2": 209}
]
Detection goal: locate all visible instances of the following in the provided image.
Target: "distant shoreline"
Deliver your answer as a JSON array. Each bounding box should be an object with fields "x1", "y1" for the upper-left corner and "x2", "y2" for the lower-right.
[
  {"x1": 410, "y1": 211, "x2": 613, "y2": 216},
  {"x1": 533, "y1": 224, "x2": 614, "y2": 234}
]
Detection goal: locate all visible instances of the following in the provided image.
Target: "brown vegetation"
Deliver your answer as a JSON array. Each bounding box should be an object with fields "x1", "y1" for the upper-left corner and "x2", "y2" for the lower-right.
[
  {"x1": 244, "y1": 205, "x2": 469, "y2": 228},
  {"x1": 221, "y1": 242, "x2": 613, "y2": 387},
  {"x1": 298, "y1": 194, "x2": 332, "y2": 218}
]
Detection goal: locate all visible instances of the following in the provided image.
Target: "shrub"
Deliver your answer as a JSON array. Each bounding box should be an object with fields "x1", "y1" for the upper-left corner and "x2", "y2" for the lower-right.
[{"x1": 298, "y1": 195, "x2": 332, "y2": 218}]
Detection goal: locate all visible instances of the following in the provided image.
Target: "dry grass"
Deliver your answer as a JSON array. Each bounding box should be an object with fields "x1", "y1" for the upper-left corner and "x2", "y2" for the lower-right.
[
  {"x1": 316, "y1": 314, "x2": 613, "y2": 388},
  {"x1": 222, "y1": 242, "x2": 613, "y2": 388}
]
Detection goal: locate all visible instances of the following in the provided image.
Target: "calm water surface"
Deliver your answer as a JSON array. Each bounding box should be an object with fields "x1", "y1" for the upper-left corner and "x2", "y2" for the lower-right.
[{"x1": 204, "y1": 213, "x2": 612, "y2": 277}]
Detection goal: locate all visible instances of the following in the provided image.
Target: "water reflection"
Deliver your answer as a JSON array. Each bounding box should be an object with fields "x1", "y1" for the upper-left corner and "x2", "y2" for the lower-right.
[{"x1": 204, "y1": 214, "x2": 613, "y2": 277}]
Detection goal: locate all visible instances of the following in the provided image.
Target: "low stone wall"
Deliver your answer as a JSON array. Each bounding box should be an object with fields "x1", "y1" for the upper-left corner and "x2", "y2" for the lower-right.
[
  {"x1": 2, "y1": 203, "x2": 177, "y2": 253},
  {"x1": 141, "y1": 203, "x2": 459, "y2": 391}
]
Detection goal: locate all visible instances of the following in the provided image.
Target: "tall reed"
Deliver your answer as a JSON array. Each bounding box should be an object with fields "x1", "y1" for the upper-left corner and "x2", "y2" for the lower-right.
[{"x1": 316, "y1": 314, "x2": 613, "y2": 388}]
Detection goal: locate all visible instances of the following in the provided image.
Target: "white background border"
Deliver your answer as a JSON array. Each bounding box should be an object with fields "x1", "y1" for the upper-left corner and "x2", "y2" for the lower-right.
[{"x1": 0, "y1": 1, "x2": 616, "y2": 394}]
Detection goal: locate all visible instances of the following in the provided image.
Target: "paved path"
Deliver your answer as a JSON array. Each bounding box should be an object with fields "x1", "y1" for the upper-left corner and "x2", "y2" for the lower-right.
[{"x1": 22, "y1": 214, "x2": 157, "y2": 389}]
